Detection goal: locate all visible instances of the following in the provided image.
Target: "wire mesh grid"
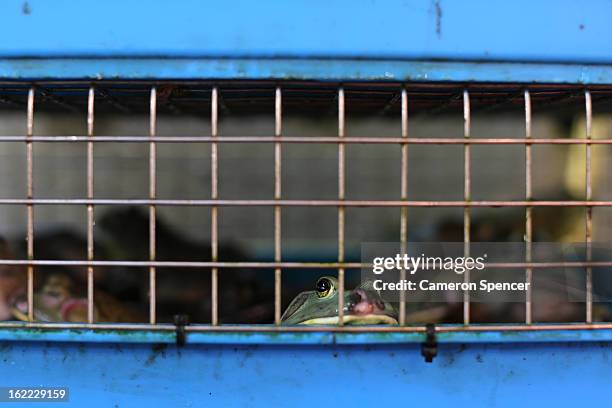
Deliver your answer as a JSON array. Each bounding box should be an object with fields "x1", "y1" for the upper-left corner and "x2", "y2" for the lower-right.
[{"x1": 0, "y1": 81, "x2": 611, "y2": 333}]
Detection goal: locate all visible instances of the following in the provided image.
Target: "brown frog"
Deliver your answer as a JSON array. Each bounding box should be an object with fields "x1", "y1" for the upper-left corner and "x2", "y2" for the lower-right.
[{"x1": 11, "y1": 273, "x2": 143, "y2": 323}]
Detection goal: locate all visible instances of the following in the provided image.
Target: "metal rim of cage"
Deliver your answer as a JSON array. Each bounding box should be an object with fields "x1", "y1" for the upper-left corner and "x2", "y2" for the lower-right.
[
  {"x1": 3, "y1": 321, "x2": 612, "y2": 333},
  {"x1": 0, "y1": 81, "x2": 606, "y2": 333},
  {"x1": 0, "y1": 81, "x2": 609, "y2": 114}
]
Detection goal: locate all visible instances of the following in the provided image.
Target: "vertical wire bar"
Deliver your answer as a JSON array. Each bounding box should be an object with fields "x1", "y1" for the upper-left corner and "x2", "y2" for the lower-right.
[
  {"x1": 149, "y1": 87, "x2": 157, "y2": 324},
  {"x1": 338, "y1": 87, "x2": 346, "y2": 326},
  {"x1": 399, "y1": 88, "x2": 408, "y2": 326},
  {"x1": 585, "y1": 90, "x2": 593, "y2": 323},
  {"x1": 274, "y1": 87, "x2": 282, "y2": 325},
  {"x1": 524, "y1": 90, "x2": 533, "y2": 324},
  {"x1": 211, "y1": 87, "x2": 219, "y2": 326},
  {"x1": 26, "y1": 87, "x2": 34, "y2": 322},
  {"x1": 463, "y1": 90, "x2": 471, "y2": 325},
  {"x1": 87, "y1": 86, "x2": 95, "y2": 323}
]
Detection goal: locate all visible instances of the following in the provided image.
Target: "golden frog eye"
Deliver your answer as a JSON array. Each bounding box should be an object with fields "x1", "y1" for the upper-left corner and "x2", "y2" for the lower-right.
[{"x1": 316, "y1": 277, "x2": 334, "y2": 298}]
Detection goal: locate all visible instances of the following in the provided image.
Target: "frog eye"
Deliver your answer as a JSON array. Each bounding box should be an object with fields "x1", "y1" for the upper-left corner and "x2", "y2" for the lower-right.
[{"x1": 316, "y1": 277, "x2": 335, "y2": 298}]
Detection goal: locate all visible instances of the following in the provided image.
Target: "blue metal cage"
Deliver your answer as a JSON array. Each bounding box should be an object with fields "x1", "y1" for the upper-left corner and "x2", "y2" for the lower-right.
[{"x1": 1, "y1": 0, "x2": 612, "y2": 406}]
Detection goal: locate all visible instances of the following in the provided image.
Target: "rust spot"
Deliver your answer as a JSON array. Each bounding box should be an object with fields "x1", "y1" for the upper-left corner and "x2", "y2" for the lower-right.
[{"x1": 579, "y1": 24, "x2": 585, "y2": 30}]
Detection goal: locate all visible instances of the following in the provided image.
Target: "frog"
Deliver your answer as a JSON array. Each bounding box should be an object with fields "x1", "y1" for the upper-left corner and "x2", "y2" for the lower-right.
[
  {"x1": 10, "y1": 273, "x2": 143, "y2": 323},
  {"x1": 281, "y1": 276, "x2": 398, "y2": 325}
]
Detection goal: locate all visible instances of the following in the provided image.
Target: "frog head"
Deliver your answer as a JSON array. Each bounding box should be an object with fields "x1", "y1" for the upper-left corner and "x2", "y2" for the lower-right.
[
  {"x1": 281, "y1": 276, "x2": 398, "y2": 325},
  {"x1": 11, "y1": 274, "x2": 92, "y2": 322}
]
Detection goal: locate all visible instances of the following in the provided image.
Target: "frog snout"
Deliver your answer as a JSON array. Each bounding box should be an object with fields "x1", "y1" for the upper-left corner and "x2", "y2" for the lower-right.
[{"x1": 348, "y1": 289, "x2": 386, "y2": 315}]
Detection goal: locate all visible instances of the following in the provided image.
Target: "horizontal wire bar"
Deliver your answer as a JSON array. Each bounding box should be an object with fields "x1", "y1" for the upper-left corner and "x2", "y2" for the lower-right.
[
  {"x1": 0, "y1": 260, "x2": 611, "y2": 269},
  {"x1": 0, "y1": 321, "x2": 611, "y2": 333},
  {"x1": 0, "y1": 199, "x2": 610, "y2": 207},
  {"x1": 0, "y1": 136, "x2": 610, "y2": 144}
]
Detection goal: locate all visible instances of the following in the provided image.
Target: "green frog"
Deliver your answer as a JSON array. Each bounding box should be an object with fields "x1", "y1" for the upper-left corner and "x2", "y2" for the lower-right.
[{"x1": 281, "y1": 276, "x2": 398, "y2": 325}]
